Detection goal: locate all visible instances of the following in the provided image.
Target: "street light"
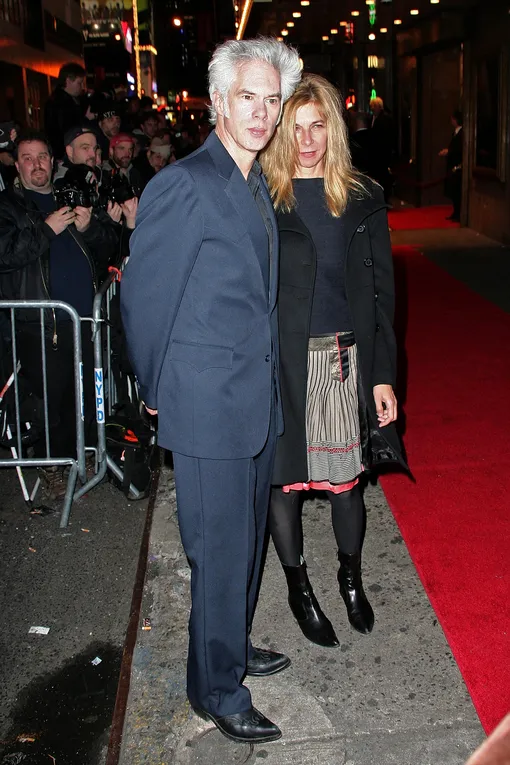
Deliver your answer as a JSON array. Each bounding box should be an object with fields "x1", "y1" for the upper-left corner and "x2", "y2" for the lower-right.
[{"x1": 172, "y1": 17, "x2": 182, "y2": 27}]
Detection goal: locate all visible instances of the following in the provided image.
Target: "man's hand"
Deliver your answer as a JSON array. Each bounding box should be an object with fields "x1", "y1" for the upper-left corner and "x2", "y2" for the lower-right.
[
  {"x1": 74, "y1": 205, "x2": 92, "y2": 232},
  {"x1": 107, "y1": 200, "x2": 123, "y2": 223},
  {"x1": 121, "y1": 197, "x2": 138, "y2": 229},
  {"x1": 144, "y1": 405, "x2": 158, "y2": 416},
  {"x1": 373, "y1": 384, "x2": 397, "y2": 427},
  {"x1": 438, "y1": 148, "x2": 449, "y2": 157},
  {"x1": 45, "y1": 206, "x2": 76, "y2": 235}
]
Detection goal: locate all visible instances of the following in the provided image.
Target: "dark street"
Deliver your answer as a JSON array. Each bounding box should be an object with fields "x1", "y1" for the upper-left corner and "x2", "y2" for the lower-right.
[{"x1": 0, "y1": 469, "x2": 149, "y2": 765}]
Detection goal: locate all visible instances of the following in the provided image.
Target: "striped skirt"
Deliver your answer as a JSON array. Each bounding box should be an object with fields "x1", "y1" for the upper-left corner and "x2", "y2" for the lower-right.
[{"x1": 284, "y1": 331, "x2": 363, "y2": 495}]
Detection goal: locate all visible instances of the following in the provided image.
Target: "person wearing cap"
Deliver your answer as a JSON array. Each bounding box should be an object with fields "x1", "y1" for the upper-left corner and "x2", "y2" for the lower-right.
[
  {"x1": 0, "y1": 129, "x2": 118, "y2": 499},
  {"x1": 102, "y1": 133, "x2": 143, "y2": 198},
  {"x1": 53, "y1": 125, "x2": 100, "y2": 182},
  {"x1": 97, "y1": 106, "x2": 122, "y2": 160},
  {"x1": 53, "y1": 124, "x2": 138, "y2": 261},
  {"x1": 133, "y1": 136, "x2": 172, "y2": 191}
]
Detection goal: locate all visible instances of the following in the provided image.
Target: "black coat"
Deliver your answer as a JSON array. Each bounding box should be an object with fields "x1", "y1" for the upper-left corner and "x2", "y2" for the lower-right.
[
  {"x1": 446, "y1": 128, "x2": 463, "y2": 172},
  {"x1": 272, "y1": 181, "x2": 406, "y2": 485}
]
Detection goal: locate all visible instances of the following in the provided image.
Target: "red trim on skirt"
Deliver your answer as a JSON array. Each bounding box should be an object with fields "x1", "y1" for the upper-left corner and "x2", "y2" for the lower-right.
[{"x1": 282, "y1": 477, "x2": 360, "y2": 495}]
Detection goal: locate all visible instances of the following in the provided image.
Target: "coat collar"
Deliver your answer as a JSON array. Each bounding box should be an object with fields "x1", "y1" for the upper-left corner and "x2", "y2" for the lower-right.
[{"x1": 203, "y1": 130, "x2": 238, "y2": 182}]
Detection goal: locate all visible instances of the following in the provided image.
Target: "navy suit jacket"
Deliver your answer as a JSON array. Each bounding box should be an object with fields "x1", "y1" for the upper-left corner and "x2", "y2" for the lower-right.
[{"x1": 121, "y1": 131, "x2": 283, "y2": 459}]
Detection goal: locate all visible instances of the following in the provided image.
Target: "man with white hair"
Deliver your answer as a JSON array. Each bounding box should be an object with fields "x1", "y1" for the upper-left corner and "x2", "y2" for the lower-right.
[{"x1": 121, "y1": 38, "x2": 301, "y2": 744}]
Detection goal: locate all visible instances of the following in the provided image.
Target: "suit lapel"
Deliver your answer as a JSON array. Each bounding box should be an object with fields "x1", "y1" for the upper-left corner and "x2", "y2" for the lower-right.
[{"x1": 206, "y1": 131, "x2": 275, "y2": 307}]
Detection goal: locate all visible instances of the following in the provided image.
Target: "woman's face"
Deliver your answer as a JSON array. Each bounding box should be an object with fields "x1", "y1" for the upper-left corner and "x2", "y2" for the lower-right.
[{"x1": 293, "y1": 101, "x2": 328, "y2": 178}]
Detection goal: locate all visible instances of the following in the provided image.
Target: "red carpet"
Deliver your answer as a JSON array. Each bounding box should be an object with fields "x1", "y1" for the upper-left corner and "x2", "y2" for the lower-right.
[
  {"x1": 388, "y1": 205, "x2": 460, "y2": 230},
  {"x1": 381, "y1": 245, "x2": 510, "y2": 733}
]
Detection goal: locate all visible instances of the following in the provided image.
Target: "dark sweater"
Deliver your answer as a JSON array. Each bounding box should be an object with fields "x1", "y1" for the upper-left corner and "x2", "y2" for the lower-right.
[{"x1": 293, "y1": 178, "x2": 352, "y2": 334}]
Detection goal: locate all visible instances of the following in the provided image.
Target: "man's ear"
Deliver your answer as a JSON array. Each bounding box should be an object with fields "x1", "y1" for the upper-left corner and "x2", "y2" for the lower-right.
[
  {"x1": 65, "y1": 145, "x2": 72, "y2": 162},
  {"x1": 213, "y1": 90, "x2": 225, "y2": 118}
]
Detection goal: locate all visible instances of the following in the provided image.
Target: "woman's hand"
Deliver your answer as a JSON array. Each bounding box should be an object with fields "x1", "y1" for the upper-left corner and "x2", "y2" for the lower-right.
[{"x1": 373, "y1": 384, "x2": 397, "y2": 426}]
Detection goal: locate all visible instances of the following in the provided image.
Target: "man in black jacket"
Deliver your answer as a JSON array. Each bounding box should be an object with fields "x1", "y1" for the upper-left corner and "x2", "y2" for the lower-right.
[
  {"x1": 0, "y1": 131, "x2": 117, "y2": 497},
  {"x1": 44, "y1": 63, "x2": 87, "y2": 160},
  {"x1": 439, "y1": 110, "x2": 463, "y2": 222}
]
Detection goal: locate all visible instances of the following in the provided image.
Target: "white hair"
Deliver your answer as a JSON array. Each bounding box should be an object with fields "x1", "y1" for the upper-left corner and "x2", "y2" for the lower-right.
[{"x1": 208, "y1": 37, "x2": 302, "y2": 125}]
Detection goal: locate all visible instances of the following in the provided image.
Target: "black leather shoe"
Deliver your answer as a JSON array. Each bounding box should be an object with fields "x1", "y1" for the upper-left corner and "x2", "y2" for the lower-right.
[
  {"x1": 246, "y1": 646, "x2": 291, "y2": 677},
  {"x1": 192, "y1": 705, "x2": 282, "y2": 743},
  {"x1": 283, "y1": 562, "x2": 340, "y2": 648},
  {"x1": 337, "y1": 551, "x2": 375, "y2": 635}
]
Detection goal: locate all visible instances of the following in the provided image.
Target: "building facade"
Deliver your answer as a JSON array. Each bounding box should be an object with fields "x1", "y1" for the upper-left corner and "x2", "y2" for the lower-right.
[{"x1": 0, "y1": 0, "x2": 83, "y2": 126}]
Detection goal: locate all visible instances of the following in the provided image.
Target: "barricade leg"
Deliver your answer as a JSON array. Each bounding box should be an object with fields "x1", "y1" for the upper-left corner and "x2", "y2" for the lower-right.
[{"x1": 60, "y1": 462, "x2": 79, "y2": 528}]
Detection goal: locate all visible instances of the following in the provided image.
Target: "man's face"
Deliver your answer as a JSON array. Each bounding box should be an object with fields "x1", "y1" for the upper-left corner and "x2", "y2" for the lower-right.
[
  {"x1": 142, "y1": 117, "x2": 159, "y2": 138},
  {"x1": 214, "y1": 59, "x2": 282, "y2": 163},
  {"x1": 15, "y1": 140, "x2": 53, "y2": 191},
  {"x1": 110, "y1": 140, "x2": 134, "y2": 169},
  {"x1": 66, "y1": 133, "x2": 98, "y2": 167},
  {"x1": 66, "y1": 76, "x2": 85, "y2": 98},
  {"x1": 100, "y1": 115, "x2": 121, "y2": 138}
]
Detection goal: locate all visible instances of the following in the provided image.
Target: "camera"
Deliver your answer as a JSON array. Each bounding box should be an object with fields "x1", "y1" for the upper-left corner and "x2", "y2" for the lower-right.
[
  {"x1": 100, "y1": 169, "x2": 137, "y2": 206},
  {"x1": 54, "y1": 164, "x2": 100, "y2": 209}
]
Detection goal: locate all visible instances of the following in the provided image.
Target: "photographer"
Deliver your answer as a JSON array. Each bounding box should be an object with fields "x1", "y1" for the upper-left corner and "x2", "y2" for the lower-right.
[
  {"x1": 0, "y1": 130, "x2": 118, "y2": 498},
  {"x1": 53, "y1": 124, "x2": 100, "y2": 182},
  {"x1": 54, "y1": 125, "x2": 137, "y2": 267},
  {"x1": 102, "y1": 133, "x2": 143, "y2": 199}
]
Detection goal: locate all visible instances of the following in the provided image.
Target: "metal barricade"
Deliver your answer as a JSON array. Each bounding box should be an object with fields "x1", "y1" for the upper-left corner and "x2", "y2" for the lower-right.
[
  {"x1": 0, "y1": 300, "x2": 92, "y2": 527},
  {"x1": 0, "y1": 276, "x2": 144, "y2": 528},
  {"x1": 90, "y1": 269, "x2": 144, "y2": 503}
]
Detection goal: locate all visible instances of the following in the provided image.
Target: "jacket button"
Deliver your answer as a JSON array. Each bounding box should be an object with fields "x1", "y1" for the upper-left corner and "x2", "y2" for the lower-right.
[
  {"x1": 357, "y1": 224, "x2": 366, "y2": 233},
  {"x1": 364, "y1": 258, "x2": 373, "y2": 267},
  {"x1": 374, "y1": 292, "x2": 379, "y2": 300},
  {"x1": 375, "y1": 323, "x2": 380, "y2": 332},
  {"x1": 265, "y1": 354, "x2": 270, "y2": 362}
]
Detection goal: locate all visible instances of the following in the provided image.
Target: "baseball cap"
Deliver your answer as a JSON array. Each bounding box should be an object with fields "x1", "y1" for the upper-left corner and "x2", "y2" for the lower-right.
[
  {"x1": 98, "y1": 105, "x2": 121, "y2": 121},
  {"x1": 110, "y1": 133, "x2": 135, "y2": 149},
  {"x1": 64, "y1": 124, "x2": 98, "y2": 147}
]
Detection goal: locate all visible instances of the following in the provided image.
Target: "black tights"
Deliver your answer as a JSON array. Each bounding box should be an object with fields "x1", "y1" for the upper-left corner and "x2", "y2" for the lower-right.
[{"x1": 268, "y1": 484, "x2": 365, "y2": 567}]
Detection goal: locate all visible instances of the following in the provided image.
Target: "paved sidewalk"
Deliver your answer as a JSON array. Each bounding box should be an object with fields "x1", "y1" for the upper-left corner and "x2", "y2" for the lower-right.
[
  {"x1": 118, "y1": 227, "x2": 502, "y2": 765},
  {"x1": 118, "y1": 466, "x2": 484, "y2": 765}
]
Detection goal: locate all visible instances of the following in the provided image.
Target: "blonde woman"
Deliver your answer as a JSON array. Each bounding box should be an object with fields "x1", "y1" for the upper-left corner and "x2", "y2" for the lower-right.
[{"x1": 260, "y1": 74, "x2": 405, "y2": 646}]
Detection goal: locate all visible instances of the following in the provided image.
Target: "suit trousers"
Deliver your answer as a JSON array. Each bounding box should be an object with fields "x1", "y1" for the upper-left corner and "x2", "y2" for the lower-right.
[{"x1": 172, "y1": 397, "x2": 277, "y2": 717}]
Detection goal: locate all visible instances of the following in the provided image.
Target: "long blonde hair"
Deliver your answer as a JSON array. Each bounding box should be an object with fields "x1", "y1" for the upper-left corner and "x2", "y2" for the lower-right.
[{"x1": 260, "y1": 73, "x2": 365, "y2": 216}]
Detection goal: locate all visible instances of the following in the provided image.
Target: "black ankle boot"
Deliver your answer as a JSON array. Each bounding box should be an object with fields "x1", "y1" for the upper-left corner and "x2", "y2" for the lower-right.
[
  {"x1": 283, "y1": 562, "x2": 339, "y2": 647},
  {"x1": 337, "y1": 552, "x2": 374, "y2": 634}
]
